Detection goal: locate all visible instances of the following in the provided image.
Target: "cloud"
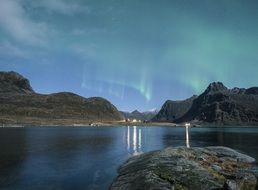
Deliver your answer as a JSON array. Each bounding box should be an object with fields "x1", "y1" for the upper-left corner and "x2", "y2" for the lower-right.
[
  {"x1": 33, "y1": 0, "x2": 89, "y2": 15},
  {"x1": 72, "y1": 43, "x2": 97, "y2": 58},
  {"x1": 0, "y1": 40, "x2": 29, "y2": 58},
  {"x1": 72, "y1": 29, "x2": 85, "y2": 36},
  {"x1": 0, "y1": 0, "x2": 50, "y2": 46}
]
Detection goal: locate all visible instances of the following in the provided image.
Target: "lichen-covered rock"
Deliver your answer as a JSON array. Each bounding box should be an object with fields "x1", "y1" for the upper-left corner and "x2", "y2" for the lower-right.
[{"x1": 110, "y1": 146, "x2": 257, "y2": 190}]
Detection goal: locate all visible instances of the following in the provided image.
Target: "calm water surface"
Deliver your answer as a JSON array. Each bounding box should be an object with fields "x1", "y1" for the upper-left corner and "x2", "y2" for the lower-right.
[{"x1": 0, "y1": 126, "x2": 258, "y2": 190}]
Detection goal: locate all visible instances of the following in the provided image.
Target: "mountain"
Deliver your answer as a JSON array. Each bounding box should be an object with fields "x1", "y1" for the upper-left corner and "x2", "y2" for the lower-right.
[
  {"x1": 120, "y1": 109, "x2": 159, "y2": 121},
  {"x1": 152, "y1": 95, "x2": 197, "y2": 122},
  {"x1": 0, "y1": 71, "x2": 123, "y2": 125},
  {"x1": 176, "y1": 82, "x2": 258, "y2": 125},
  {"x1": 0, "y1": 71, "x2": 34, "y2": 94},
  {"x1": 142, "y1": 109, "x2": 159, "y2": 121}
]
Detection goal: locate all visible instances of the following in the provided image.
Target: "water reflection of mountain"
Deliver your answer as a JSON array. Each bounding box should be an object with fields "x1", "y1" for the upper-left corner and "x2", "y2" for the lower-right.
[
  {"x1": 0, "y1": 128, "x2": 27, "y2": 167},
  {"x1": 0, "y1": 128, "x2": 28, "y2": 187},
  {"x1": 189, "y1": 128, "x2": 258, "y2": 160},
  {"x1": 162, "y1": 127, "x2": 258, "y2": 160},
  {"x1": 27, "y1": 128, "x2": 115, "y2": 154}
]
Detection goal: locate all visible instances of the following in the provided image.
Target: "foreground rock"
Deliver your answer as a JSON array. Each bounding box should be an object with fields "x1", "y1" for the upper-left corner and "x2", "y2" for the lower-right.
[{"x1": 110, "y1": 146, "x2": 257, "y2": 190}]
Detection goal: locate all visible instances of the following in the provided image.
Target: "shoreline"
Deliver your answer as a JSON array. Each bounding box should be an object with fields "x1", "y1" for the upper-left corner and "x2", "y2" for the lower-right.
[{"x1": 1, "y1": 122, "x2": 258, "y2": 128}]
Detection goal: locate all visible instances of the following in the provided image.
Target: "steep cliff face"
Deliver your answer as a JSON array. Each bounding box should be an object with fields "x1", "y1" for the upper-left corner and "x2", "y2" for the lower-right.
[
  {"x1": 152, "y1": 95, "x2": 197, "y2": 122},
  {"x1": 177, "y1": 82, "x2": 258, "y2": 125},
  {"x1": 0, "y1": 71, "x2": 123, "y2": 125},
  {"x1": 0, "y1": 71, "x2": 34, "y2": 94}
]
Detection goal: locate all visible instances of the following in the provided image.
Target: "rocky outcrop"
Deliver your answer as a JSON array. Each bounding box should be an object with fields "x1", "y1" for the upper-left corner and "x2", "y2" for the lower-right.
[
  {"x1": 110, "y1": 146, "x2": 257, "y2": 190},
  {"x1": 0, "y1": 71, "x2": 123, "y2": 125},
  {"x1": 0, "y1": 71, "x2": 34, "y2": 94},
  {"x1": 176, "y1": 82, "x2": 258, "y2": 125},
  {"x1": 152, "y1": 96, "x2": 197, "y2": 122},
  {"x1": 245, "y1": 87, "x2": 258, "y2": 95}
]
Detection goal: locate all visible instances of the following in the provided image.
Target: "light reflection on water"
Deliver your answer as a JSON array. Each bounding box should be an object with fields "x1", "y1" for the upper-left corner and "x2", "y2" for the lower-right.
[
  {"x1": 126, "y1": 126, "x2": 143, "y2": 155},
  {"x1": 125, "y1": 125, "x2": 208, "y2": 154},
  {"x1": 186, "y1": 126, "x2": 190, "y2": 148},
  {"x1": 125, "y1": 126, "x2": 192, "y2": 156}
]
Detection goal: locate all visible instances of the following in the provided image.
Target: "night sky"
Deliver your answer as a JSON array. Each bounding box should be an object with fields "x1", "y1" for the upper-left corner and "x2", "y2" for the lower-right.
[{"x1": 0, "y1": 0, "x2": 258, "y2": 111}]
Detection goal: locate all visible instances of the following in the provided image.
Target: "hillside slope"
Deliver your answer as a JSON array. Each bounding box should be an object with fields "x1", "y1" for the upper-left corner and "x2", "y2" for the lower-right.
[
  {"x1": 152, "y1": 96, "x2": 197, "y2": 122},
  {"x1": 0, "y1": 71, "x2": 123, "y2": 125}
]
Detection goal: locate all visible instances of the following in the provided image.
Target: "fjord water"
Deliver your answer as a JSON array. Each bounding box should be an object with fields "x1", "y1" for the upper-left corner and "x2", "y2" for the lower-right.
[{"x1": 0, "y1": 126, "x2": 258, "y2": 190}]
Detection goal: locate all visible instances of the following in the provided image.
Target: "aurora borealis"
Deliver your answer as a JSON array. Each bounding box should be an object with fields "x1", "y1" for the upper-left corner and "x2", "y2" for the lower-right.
[{"x1": 0, "y1": 0, "x2": 258, "y2": 111}]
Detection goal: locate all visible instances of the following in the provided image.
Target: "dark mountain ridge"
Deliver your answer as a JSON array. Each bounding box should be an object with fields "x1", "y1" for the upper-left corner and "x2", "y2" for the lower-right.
[
  {"x1": 1, "y1": 71, "x2": 257, "y2": 125},
  {"x1": 176, "y1": 82, "x2": 258, "y2": 125},
  {"x1": 0, "y1": 71, "x2": 123, "y2": 125},
  {"x1": 152, "y1": 95, "x2": 197, "y2": 122}
]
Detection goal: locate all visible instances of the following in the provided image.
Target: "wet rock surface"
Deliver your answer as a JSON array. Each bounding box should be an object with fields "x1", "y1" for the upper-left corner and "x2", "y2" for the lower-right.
[{"x1": 110, "y1": 146, "x2": 257, "y2": 190}]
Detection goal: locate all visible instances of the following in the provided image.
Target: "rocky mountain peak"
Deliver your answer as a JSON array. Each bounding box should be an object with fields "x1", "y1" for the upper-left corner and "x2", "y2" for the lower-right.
[
  {"x1": 230, "y1": 87, "x2": 246, "y2": 94},
  {"x1": 204, "y1": 82, "x2": 228, "y2": 94},
  {"x1": 120, "y1": 109, "x2": 158, "y2": 121},
  {"x1": 131, "y1": 110, "x2": 141, "y2": 114},
  {"x1": 0, "y1": 71, "x2": 34, "y2": 94},
  {"x1": 152, "y1": 95, "x2": 197, "y2": 122}
]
